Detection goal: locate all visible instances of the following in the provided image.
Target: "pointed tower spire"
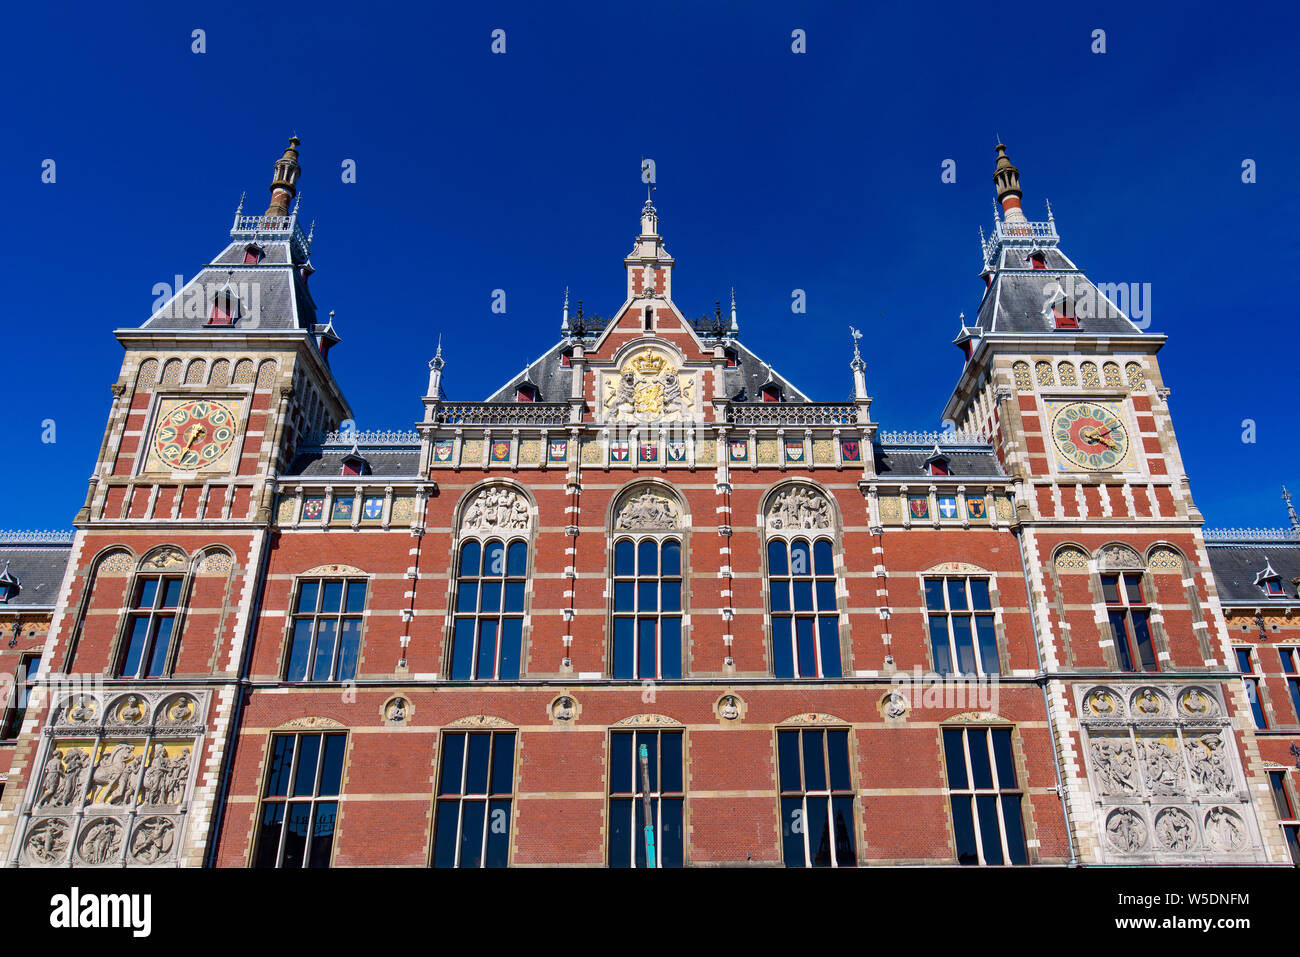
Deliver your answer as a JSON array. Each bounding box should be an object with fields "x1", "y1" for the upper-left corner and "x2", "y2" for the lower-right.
[
  {"x1": 993, "y1": 141, "x2": 1026, "y2": 224},
  {"x1": 263, "y1": 136, "x2": 302, "y2": 219},
  {"x1": 561, "y1": 287, "x2": 571, "y2": 335},
  {"x1": 1284, "y1": 485, "x2": 1300, "y2": 532}
]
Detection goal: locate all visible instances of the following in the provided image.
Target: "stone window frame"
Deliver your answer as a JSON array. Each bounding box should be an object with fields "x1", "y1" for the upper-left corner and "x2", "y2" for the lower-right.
[
  {"x1": 106, "y1": 547, "x2": 205, "y2": 681},
  {"x1": 1266, "y1": 768, "x2": 1300, "y2": 864},
  {"x1": 605, "y1": 726, "x2": 687, "y2": 868},
  {"x1": 443, "y1": 481, "x2": 538, "y2": 681},
  {"x1": 604, "y1": 481, "x2": 692, "y2": 679},
  {"x1": 1233, "y1": 646, "x2": 1270, "y2": 730},
  {"x1": 429, "y1": 725, "x2": 519, "y2": 868},
  {"x1": 0, "y1": 652, "x2": 41, "y2": 740},
  {"x1": 773, "y1": 723, "x2": 859, "y2": 868},
  {"x1": 936, "y1": 721, "x2": 1032, "y2": 866},
  {"x1": 279, "y1": 572, "x2": 373, "y2": 683},
  {"x1": 251, "y1": 729, "x2": 349, "y2": 869},
  {"x1": 1091, "y1": 544, "x2": 1171, "y2": 673},
  {"x1": 759, "y1": 480, "x2": 849, "y2": 680},
  {"x1": 918, "y1": 569, "x2": 1008, "y2": 677}
]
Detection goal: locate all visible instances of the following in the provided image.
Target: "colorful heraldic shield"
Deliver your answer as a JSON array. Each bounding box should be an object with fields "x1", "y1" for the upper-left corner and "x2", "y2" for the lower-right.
[
  {"x1": 611, "y1": 440, "x2": 630, "y2": 462},
  {"x1": 491, "y1": 440, "x2": 512, "y2": 463},
  {"x1": 729, "y1": 439, "x2": 749, "y2": 462},
  {"x1": 785, "y1": 440, "x2": 805, "y2": 462},
  {"x1": 302, "y1": 497, "x2": 325, "y2": 520},
  {"x1": 363, "y1": 496, "x2": 384, "y2": 520},
  {"x1": 666, "y1": 441, "x2": 686, "y2": 461},
  {"x1": 331, "y1": 497, "x2": 354, "y2": 522},
  {"x1": 937, "y1": 495, "x2": 959, "y2": 519},
  {"x1": 840, "y1": 439, "x2": 861, "y2": 463},
  {"x1": 908, "y1": 495, "x2": 930, "y2": 519},
  {"x1": 966, "y1": 497, "x2": 987, "y2": 519},
  {"x1": 433, "y1": 439, "x2": 454, "y2": 463},
  {"x1": 639, "y1": 442, "x2": 658, "y2": 463},
  {"x1": 548, "y1": 440, "x2": 568, "y2": 463}
]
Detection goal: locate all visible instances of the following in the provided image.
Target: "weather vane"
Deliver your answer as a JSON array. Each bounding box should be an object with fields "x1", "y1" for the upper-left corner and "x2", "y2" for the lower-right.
[{"x1": 849, "y1": 326, "x2": 863, "y2": 361}]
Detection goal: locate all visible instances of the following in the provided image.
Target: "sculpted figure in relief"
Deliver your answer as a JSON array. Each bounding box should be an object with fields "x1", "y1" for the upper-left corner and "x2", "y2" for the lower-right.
[
  {"x1": 767, "y1": 487, "x2": 831, "y2": 531},
  {"x1": 1105, "y1": 808, "x2": 1146, "y2": 853},
  {"x1": 1141, "y1": 740, "x2": 1185, "y2": 796},
  {"x1": 616, "y1": 491, "x2": 678, "y2": 530},
  {"x1": 1092, "y1": 738, "x2": 1139, "y2": 795},
  {"x1": 1189, "y1": 734, "x2": 1232, "y2": 794},
  {"x1": 463, "y1": 488, "x2": 529, "y2": 532}
]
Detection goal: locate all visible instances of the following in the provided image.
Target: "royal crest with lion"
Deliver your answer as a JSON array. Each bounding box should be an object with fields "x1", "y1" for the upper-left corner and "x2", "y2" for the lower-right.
[{"x1": 603, "y1": 349, "x2": 694, "y2": 422}]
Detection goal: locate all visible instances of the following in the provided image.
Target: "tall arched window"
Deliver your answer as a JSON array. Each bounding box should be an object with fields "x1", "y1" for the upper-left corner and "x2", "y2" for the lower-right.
[
  {"x1": 115, "y1": 546, "x2": 193, "y2": 679},
  {"x1": 610, "y1": 486, "x2": 685, "y2": 679},
  {"x1": 764, "y1": 484, "x2": 842, "y2": 678},
  {"x1": 450, "y1": 486, "x2": 532, "y2": 680}
]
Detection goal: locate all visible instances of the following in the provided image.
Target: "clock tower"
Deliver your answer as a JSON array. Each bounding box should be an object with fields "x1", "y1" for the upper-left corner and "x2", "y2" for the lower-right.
[
  {"x1": 940, "y1": 145, "x2": 1284, "y2": 865},
  {"x1": 0, "y1": 139, "x2": 355, "y2": 868}
]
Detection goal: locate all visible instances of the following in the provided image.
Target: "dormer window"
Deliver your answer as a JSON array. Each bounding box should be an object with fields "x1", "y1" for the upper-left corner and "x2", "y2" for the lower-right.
[
  {"x1": 517, "y1": 384, "x2": 538, "y2": 403},
  {"x1": 560, "y1": 349, "x2": 572, "y2": 368},
  {"x1": 341, "y1": 452, "x2": 370, "y2": 476},
  {"x1": 208, "y1": 287, "x2": 240, "y2": 326},
  {"x1": 1052, "y1": 300, "x2": 1079, "y2": 330},
  {"x1": 1255, "y1": 558, "x2": 1284, "y2": 597},
  {"x1": 243, "y1": 245, "x2": 264, "y2": 265},
  {"x1": 1029, "y1": 252, "x2": 1046, "y2": 270},
  {"x1": 724, "y1": 349, "x2": 739, "y2": 369},
  {"x1": 930, "y1": 460, "x2": 951, "y2": 476},
  {"x1": 761, "y1": 385, "x2": 782, "y2": 403}
]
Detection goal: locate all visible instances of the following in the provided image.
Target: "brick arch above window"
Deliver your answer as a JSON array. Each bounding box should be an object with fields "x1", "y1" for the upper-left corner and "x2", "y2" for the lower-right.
[
  {"x1": 1053, "y1": 545, "x2": 1090, "y2": 571},
  {"x1": 1146, "y1": 545, "x2": 1186, "y2": 574}
]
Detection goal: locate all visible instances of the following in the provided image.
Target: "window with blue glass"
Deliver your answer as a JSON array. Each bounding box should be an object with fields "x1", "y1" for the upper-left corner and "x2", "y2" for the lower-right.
[
  {"x1": 768, "y1": 538, "x2": 841, "y2": 678},
  {"x1": 608, "y1": 730, "x2": 684, "y2": 867},
  {"x1": 1267, "y1": 770, "x2": 1300, "y2": 865},
  {"x1": 777, "y1": 728, "x2": 856, "y2": 867},
  {"x1": 0, "y1": 654, "x2": 40, "y2": 739},
  {"x1": 612, "y1": 537, "x2": 682, "y2": 679},
  {"x1": 942, "y1": 726, "x2": 1028, "y2": 866},
  {"x1": 285, "y1": 578, "x2": 367, "y2": 681},
  {"x1": 1236, "y1": 648, "x2": 1267, "y2": 729},
  {"x1": 451, "y1": 539, "x2": 527, "y2": 680},
  {"x1": 1103, "y1": 573, "x2": 1157, "y2": 672},
  {"x1": 925, "y1": 577, "x2": 1000, "y2": 676},
  {"x1": 255, "y1": 732, "x2": 346, "y2": 868},
  {"x1": 1279, "y1": 648, "x2": 1300, "y2": 723},
  {"x1": 118, "y1": 576, "x2": 184, "y2": 679},
  {"x1": 432, "y1": 731, "x2": 516, "y2": 867}
]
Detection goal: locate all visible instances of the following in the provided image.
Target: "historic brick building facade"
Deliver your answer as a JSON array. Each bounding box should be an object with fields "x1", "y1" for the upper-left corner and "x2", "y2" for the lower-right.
[{"x1": 0, "y1": 140, "x2": 1295, "y2": 868}]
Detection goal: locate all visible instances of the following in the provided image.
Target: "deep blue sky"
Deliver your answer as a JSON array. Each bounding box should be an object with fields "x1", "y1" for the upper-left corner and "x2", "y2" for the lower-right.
[{"x1": 3, "y1": 1, "x2": 1296, "y2": 530}]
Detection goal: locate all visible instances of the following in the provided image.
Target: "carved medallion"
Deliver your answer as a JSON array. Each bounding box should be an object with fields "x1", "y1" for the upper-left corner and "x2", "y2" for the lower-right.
[
  {"x1": 1083, "y1": 688, "x2": 1120, "y2": 717},
  {"x1": 78, "y1": 818, "x2": 125, "y2": 865},
  {"x1": 130, "y1": 816, "x2": 176, "y2": 864},
  {"x1": 1153, "y1": 808, "x2": 1196, "y2": 851},
  {"x1": 718, "y1": 695, "x2": 742, "y2": 721},
  {"x1": 1178, "y1": 688, "x2": 1217, "y2": 718},
  {"x1": 552, "y1": 696, "x2": 576, "y2": 723},
  {"x1": 1203, "y1": 806, "x2": 1246, "y2": 852},
  {"x1": 24, "y1": 818, "x2": 70, "y2": 865},
  {"x1": 1105, "y1": 808, "x2": 1148, "y2": 853},
  {"x1": 384, "y1": 696, "x2": 411, "y2": 725},
  {"x1": 881, "y1": 691, "x2": 909, "y2": 720}
]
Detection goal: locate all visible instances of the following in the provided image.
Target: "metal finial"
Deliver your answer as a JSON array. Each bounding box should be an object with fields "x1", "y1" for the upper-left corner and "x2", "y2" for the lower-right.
[
  {"x1": 1045, "y1": 198, "x2": 1054, "y2": 221},
  {"x1": 849, "y1": 326, "x2": 863, "y2": 360},
  {"x1": 292, "y1": 190, "x2": 302, "y2": 215},
  {"x1": 307, "y1": 219, "x2": 315, "y2": 248},
  {"x1": 992, "y1": 198, "x2": 1001, "y2": 223},
  {"x1": 236, "y1": 191, "x2": 245, "y2": 215},
  {"x1": 959, "y1": 311, "x2": 965, "y2": 325}
]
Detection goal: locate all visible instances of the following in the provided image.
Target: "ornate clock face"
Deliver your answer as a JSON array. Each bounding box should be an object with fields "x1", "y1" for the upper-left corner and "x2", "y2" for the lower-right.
[
  {"x1": 153, "y1": 399, "x2": 239, "y2": 470},
  {"x1": 1051, "y1": 401, "x2": 1130, "y2": 471}
]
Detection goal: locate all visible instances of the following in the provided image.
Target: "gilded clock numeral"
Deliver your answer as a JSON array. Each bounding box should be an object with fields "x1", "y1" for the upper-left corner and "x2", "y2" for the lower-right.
[{"x1": 152, "y1": 399, "x2": 239, "y2": 471}]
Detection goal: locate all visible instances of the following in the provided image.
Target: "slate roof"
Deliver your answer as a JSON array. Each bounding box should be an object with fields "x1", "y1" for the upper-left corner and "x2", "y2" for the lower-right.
[
  {"x1": 0, "y1": 536, "x2": 73, "y2": 609},
  {"x1": 485, "y1": 337, "x2": 810, "y2": 403},
  {"x1": 284, "y1": 446, "x2": 422, "y2": 478},
  {"x1": 873, "y1": 446, "x2": 1006, "y2": 479},
  {"x1": 1206, "y1": 540, "x2": 1300, "y2": 605}
]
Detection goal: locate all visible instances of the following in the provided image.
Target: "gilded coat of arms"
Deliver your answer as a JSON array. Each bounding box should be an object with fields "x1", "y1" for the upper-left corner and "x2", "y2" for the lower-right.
[{"x1": 604, "y1": 349, "x2": 693, "y2": 422}]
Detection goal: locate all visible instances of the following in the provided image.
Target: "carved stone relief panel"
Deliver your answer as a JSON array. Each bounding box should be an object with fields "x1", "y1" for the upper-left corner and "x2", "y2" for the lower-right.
[
  {"x1": 1073, "y1": 683, "x2": 1264, "y2": 864},
  {"x1": 461, "y1": 486, "x2": 531, "y2": 532},
  {"x1": 614, "y1": 489, "x2": 681, "y2": 530},
  {"x1": 16, "y1": 689, "x2": 209, "y2": 867},
  {"x1": 765, "y1": 485, "x2": 832, "y2": 532}
]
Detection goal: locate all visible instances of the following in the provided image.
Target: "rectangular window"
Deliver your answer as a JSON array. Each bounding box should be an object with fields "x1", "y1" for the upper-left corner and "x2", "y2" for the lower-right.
[
  {"x1": 942, "y1": 726, "x2": 1028, "y2": 866},
  {"x1": 0, "y1": 654, "x2": 40, "y2": 739},
  {"x1": 777, "y1": 728, "x2": 856, "y2": 867},
  {"x1": 1268, "y1": 771, "x2": 1300, "y2": 865},
  {"x1": 432, "y1": 731, "x2": 516, "y2": 867},
  {"x1": 1102, "y1": 573, "x2": 1157, "y2": 672},
  {"x1": 925, "y1": 577, "x2": 1000, "y2": 676},
  {"x1": 285, "y1": 578, "x2": 367, "y2": 682},
  {"x1": 254, "y1": 732, "x2": 346, "y2": 868},
  {"x1": 451, "y1": 539, "x2": 527, "y2": 680},
  {"x1": 1053, "y1": 301, "x2": 1079, "y2": 330},
  {"x1": 768, "y1": 538, "x2": 841, "y2": 679},
  {"x1": 1280, "y1": 648, "x2": 1300, "y2": 723},
  {"x1": 119, "y1": 576, "x2": 183, "y2": 678},
  {"x1": 1265, "y1": 579, "x2": 1285, "y2": 596},
  {"x1": 1235, "y1": 648, "x2": 1267, "y2": 729},
  {"x1": 612, "y1": 538, "x2": 682, "y2": 680},
  {"x1": 608, "y1": 730, "x2": 684, "y2": 867}
]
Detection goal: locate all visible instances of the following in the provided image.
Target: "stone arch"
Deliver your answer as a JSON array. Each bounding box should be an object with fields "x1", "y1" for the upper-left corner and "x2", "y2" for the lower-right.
[
  {"x1": 609, "y1": 480, "x2": 686, "y2": 532},
  {"x1": 1095, "y1": 543, "x2": 1143, "y2": 571},
  {"x1": 1057, "y1": 361, "x2": 1078, "y2": 386},
  {"x1": 209, "y1": 358, "x2": 231, "y2": 386},
  {"x1": 160, "y1": 358, "x2": 183, "y2": 386},
  {"x1": 195, "y1": 546, "x2": 235, "y2": 576},
  {"x1": 1034, "y1": 361, "x2": 1054, "y2": 386},
  {"x1": 1011, "y1": 361, "x2": 1032, "y2": 392},
  {"x1": 184, "y1": 359, "x2": 206, "y2": 384},
  {"x1": 1103, "y1": 361, "x2": 1122, "y2": 387},
  {"x1": 137, "y1": 545, "x2": 189, "y2": 571},
  {"x1": 457, "y1": 480, "x2": 536, "y2": 534},
  {"x1": 232, "y1": 358, "x2": 255, "y2": 384},
  {"x1": 1125, "y1": 362, "x2": 1145, "y2": 391},
  {"x1": 135, "y1": 358, "x2": 159, "y2": 389},
  {"x1": 1080, "y1": 361, "x2": 1102, "y2": 388},
  {"x1": 92, "y1": 546, "x2": 136, "y2": 575},
  {"x1": 255, "y1": 358, "x2": 277, "y2": 390},
  {"x1": 1052, "y1": 543, "x2": 1090, "y2": 571},
  {"x1": 1146, "y1": 543, "x2": 1186, "y2": 575},
  {"x1": 760, "y1": 479, "x2": 839, "y2": 534}
]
